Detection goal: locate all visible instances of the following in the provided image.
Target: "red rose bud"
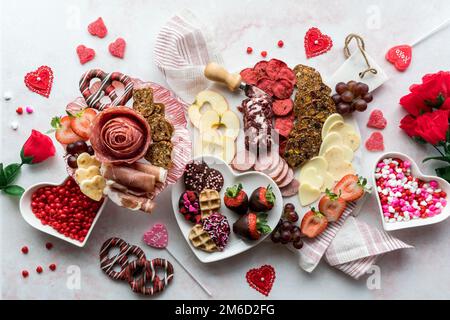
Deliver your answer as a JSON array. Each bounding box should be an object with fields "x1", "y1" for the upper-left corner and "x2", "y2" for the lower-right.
[{"x1": 21, "y1": 130, "x2": 56, "y2": 164}]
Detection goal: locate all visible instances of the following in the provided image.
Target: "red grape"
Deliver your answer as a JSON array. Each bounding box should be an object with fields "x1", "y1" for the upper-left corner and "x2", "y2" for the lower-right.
[
  {"x1": 341, "y1": 91, "x2": 354, "y2": 103},
  {"x1": 353, "y1": 99, "x2": 368, "y2": 112},
  {"x1": 335, "y1": 82, "x2": 348, "y2": 95}
]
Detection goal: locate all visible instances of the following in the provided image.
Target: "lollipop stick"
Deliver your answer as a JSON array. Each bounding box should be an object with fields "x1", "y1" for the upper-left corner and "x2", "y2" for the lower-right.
[
  {"x1": 165, "y1": 246, "x2": 213, "y2": 296},
  {"x1": 411, "y1": 19, "x2": 450, "y2": 47}
]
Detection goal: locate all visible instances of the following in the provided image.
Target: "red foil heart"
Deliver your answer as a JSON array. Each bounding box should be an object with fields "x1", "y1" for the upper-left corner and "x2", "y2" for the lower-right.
[
  {"x1": 24, "y1": 66, "x2": 54, "y2": 98},
  {"x1": 386, "y1": 45, "x2": 412, "y2": 71},
  {"x1": 304, "y1": 27, "x2": 333, "y2": 59},
  {"x1": 246, "y1": 265, "x2": 276, "y2": 296}
]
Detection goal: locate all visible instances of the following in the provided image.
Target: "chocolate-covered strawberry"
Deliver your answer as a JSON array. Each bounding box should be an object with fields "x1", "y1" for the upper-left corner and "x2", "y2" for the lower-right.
[
  {"x1": 233, "y1": 212, "x2": 271, "y2": 240},
  {"x1": 249, "y1": 185, "x2": 276, "y2": 212},
  {"x1": 224, "y1": 183, "x2": 249, "y2": 214}
]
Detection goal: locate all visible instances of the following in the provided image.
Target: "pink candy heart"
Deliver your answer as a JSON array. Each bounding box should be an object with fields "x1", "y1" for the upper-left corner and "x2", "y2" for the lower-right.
[
  {"x1": 143, "y1": 223, "x2": 168, "y2": 249},
  {"x1": 386, "y1": 45, "x2": 412, "y2": 72}
]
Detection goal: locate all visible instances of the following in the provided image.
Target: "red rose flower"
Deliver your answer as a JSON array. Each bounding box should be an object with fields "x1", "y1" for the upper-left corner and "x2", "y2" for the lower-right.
[
  {"x1": 21, "y1": 130, "x2": 56, "y2": 164},
  {"x1": 414, "y1": 109, "x2": 450, "y2": 145},
  {"x1": 400, "y1": 71, "x2": 450, "y2": 117},
  {"x1": 399, "y1": 115, "x2": 417, "y2": 138}
]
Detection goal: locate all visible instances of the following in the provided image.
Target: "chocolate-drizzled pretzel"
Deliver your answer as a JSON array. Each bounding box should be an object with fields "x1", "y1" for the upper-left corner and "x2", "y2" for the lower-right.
[
  {"x1": 79, "y1": 69, "x2": 134, "y2": 110},
  {"x1": 125, "y1": 258, "x2": 174, "y2": 296},
  {"x1": 99, "y1": 237, "x2": 146, "y2": 281}
]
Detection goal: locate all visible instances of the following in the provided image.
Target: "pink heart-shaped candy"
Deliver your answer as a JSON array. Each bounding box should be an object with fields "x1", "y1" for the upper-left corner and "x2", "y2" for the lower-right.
[
  {"x1": 143, "y1": 223, "x2": 168, "y2": 249},
  {"x1": 386, "y1": 45, "x2": 412, "y2": 72}
]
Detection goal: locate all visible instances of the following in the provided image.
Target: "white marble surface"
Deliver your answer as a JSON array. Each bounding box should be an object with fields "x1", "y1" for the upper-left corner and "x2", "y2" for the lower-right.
[{"x1": 1, "y1": 0, "x2": 450, "y2": 300}]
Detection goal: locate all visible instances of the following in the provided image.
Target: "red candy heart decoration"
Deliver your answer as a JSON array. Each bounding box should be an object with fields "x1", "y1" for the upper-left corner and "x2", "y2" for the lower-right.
[
  {"x1": 367, "y1": 109, "x2": 387, "y2": 129},
  {"x1": 109, "y1": 38, "x2": 126, "y2": 59},
  {"x1": 76, "y1": 45, "x2": 96, "y2": 65},
  {"x1": 246, "y1": 265, "x2": 276, "y2": 296},
  {"x1": 304, "y1": 27, "x2": 333, "y2": 59},
  {"x1": 88, "y1": 17, "x2": 108, "y2": 38},
  {"x1": 386, "y1": 45, "x2": 412, "y2": 71},
  {"x1": 366, "y1": 132, "x2": 385, "y2": 152},
  {"x1": 24, "y1": 66, "x2": 54, "y2": 98},
  {"x1": 143, "y1": 223, "x2": 169, "y2": 249}
]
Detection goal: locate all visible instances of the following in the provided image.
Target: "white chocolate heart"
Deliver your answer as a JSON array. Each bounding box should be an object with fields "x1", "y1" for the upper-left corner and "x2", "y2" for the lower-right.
[
  {"x1": 77, "y1": 153, "x2": 101, "y2": 169},
  {"x1": 80, "y1": 176, "x2": 106, "y2": 201}
]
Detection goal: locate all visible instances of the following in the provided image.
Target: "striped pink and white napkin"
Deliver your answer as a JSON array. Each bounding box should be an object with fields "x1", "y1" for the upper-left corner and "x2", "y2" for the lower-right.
[
  {"x1": 153, "y1": 10, "x2": 413, "y2": 280},
  {"x1": 290, "y1": 203, "x2": 413, "y2": 279},
  {"x1": 154, "y1": 9, "x2": 224, "y2": 104}
]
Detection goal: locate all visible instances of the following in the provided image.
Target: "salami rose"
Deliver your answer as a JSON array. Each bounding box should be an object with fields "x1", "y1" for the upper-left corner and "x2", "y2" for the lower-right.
[{"x1": 90, "y1": 107, "x2": 151, "y2": 165}]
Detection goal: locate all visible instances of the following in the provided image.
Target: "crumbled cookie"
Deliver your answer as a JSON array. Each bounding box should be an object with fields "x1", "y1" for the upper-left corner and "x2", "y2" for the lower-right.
[{"x1": 133, "y1": 87, "x2": 153, "y2": 107}]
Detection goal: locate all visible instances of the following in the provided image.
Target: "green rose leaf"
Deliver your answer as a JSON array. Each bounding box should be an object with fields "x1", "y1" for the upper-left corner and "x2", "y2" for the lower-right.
[
  {"x1": 436, "y1": 166, "x2": 450, "y2": 182},
  {"x1": 20, "y1": 148, "x2": 34, "y2": 165},
  {"x1": 3, "y1": 185, "x2": 25, "y2": 197},
  {"x1": 4, "y1": 163, "x2": 22, "y2": 184}
]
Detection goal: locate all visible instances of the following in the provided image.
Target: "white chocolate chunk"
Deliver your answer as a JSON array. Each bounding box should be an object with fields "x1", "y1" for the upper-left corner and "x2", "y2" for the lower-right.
[
  {"x1": 319, "y1": 132, "x2": 343, "y2": 156},
  {"x1": 75, "y1": 166, "x2": 101, "y2": 183},
  {"x1": 77, "y1": 153, "x2": 101, "y2": 169},
  {"x1": 299, "y1": 167, "x2": 324, "y2": 190},
  {"x1": 80, "y1": 175, "x2": 106, "y2": 201},
  {"x1": 328, "y1": 123, "x2": 360, "y2": 151},
  {"x1": 323, "y1": 147, "x2": 355, "y2": 181}
]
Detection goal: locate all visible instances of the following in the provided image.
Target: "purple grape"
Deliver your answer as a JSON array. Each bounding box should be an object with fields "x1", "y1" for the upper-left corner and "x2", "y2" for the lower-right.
[
  {"x1": 335, "y1": 82, "x2": 348, "y2": 95},
  {"x1": 341, "y1": 91, "x2": 354, "y2": 103},
  {"x1": 281, "y1": 221, "x2": 293, "y2": 232},
  {"x1": 281, "y1": 230, "x2": 292, "y2": 242},
  {"x1": 293, "y1": 240, "x2": 304, "y2": 250},
  {"x1": 271, "y1": 231, "x2": 281, "y2": 243},
  {"x1": 286, "y1": 211, "x2": 299, "y2": 223},
  {"x1": 331, "y1": 94, "x2": 342, "y2": 105}
]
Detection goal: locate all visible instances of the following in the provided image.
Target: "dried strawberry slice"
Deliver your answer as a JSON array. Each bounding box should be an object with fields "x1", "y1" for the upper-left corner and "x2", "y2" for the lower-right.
[
  {"x1": 254, "y1": 61, "x2": 269, "y2": 80},
  {"x1": 240, "y1": 68, "x2": 258, "y2": 85},
  {"x1": 272, "y1": 79, "x2": 294, "y2": 99},
  {"x1": 277, "y1": 67, "x2": 296, "y2": 85},
  {"x1": 256, "y1": 78, "x2": 274, "y2": 96},
  {"x1": 272, "y1": 99, "x2": 293, "y2": 116},
  {"x1": 266, "y1": 59, "x2": 288, "y2": 80},
  {"x1": 275, "y1": 114, "x2": 294, "y2": 138}
]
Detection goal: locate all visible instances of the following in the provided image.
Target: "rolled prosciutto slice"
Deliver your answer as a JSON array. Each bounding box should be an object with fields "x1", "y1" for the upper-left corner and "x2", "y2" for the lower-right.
[
  {"x1": 129, "y1": 162, "x2": 167, "y2": 183},
  {"x1": 101, "y1": 164, "x2": 156, "y2": 193},
  {"x1": 104, "y1": 186, "x2": 156, "y2": 213},
  {"x1": 90, "y1": 106, "x2": 151, "y2": 165}
]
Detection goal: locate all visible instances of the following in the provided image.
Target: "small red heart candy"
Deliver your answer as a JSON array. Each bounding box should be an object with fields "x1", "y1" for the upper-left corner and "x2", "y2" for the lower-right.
[
  {"x1": 367, "y1": 109, "x2": 387, "y2": 129},
  {"x1": 24, "y1": 66, "x2": 54, "y2": 98},
  {"x1": 246, "y1": 265, "x2": 276, "y2": 296},
  {"x1": 76, "y1": 45, "x2": 96, "y2": 65},
  {"x1": 386, "y1": 45, "x2": 412, "y2": 71},
  {"x1": 366, "y1": 132, "x2": 385, "y2": 152},
  {"x1": 109, "y1": 38, "x2": 126, "y2": 59},
  {"x1": 304, "y1": 27, "x2": 333, "y2": 59},
  {"x1": 143, "y1": 223, "x2": 169, "y2": 249},
  {"x1": 88, "y1": 17, "x2": 108, "y2": 38}
]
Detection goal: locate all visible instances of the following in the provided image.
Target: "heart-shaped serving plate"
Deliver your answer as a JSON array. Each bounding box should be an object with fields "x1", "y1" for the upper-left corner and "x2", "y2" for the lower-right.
[
  {"x1": 373, "y1": 152, "x2": 450, "y2": 231},
  {"x1": 19, "y1": 178, "x2": 108, "y2": 247},
  {"x1": 171, "y1": 155, "x2": 283, "y2": 263}
]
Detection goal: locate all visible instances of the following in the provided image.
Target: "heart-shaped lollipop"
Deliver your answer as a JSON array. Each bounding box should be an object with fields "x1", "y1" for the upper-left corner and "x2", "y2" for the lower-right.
[
  {"x1": 143, "y1": 223, "x2": 169, "y2": 249},
  {"x1": 385, "y1": 45, "x2": 412, "y2": 72}
]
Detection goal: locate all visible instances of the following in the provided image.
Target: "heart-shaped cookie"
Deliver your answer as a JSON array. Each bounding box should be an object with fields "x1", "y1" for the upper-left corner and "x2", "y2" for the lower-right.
[
  {"x1": 172, "y1": 156, "x2": 283, "y2": 263},
  {"x1": 19, "y1": 178, "x2": 108, "y2": 247},
  {"x1": 386, "y1": 45, "x2": 412, "y2": 72},
  {"x1": 304, "y1": 27, "x2": 333, "y2": 59},
  {"x1": 365, "y1": 132, "x2": 385, "y2": 152},
  {"x1": 109, "y1": 38, "x2": 126, "y2": 59},
  {"x1": 373, "y1": 152, "x2": 450, "y2": 231},
  {"x1": 367, "y1": 109, "x2": 387, "y2": 129},
  {"x1": 79, "y1": 69, "x2": 134, "y2": 110},
  {"x1": 144, "y1": 223, "x2": 169, "y2": 249},
  {"x1": 24, "y1": 66, "x2": 54, "y2": 98},
  {"x1": 88, "y1": 17, "x2": 108, "y2": 38},
  {"x1": 76, "y1": 45, "x2": 96, "y2": 65},
  {"x1": 246, "y1": 265, "x2": 276, "y2": 296}
]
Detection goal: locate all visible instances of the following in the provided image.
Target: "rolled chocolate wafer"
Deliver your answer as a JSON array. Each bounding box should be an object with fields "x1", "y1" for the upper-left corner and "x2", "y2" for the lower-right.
[
  {"x1": 126, "y1": 258, "x2": 174, "y2": 296},
  {"x1": 99, "y1": 237, "x2": 146, "y2": 280}
]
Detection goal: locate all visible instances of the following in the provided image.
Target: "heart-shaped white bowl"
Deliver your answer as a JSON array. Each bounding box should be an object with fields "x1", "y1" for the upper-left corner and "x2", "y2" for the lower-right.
[
  {"x1": 373, "y1": 152, "x2": 450, "y2": 231},
  {"x1": 171, "y1": 155, "x2": 283, "y2": 263},
  {"x1": 19, "y1": 178, "x2": 108, "y2": 247}
]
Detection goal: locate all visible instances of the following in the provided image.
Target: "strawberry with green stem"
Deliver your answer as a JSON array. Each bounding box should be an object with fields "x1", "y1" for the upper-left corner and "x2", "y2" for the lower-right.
[
  {"x1": 318, "y1": 189, "x2": 347, "y2": 222},
  {"x1": 224, "y1": 183, "x2": 249, "y2": 214},
  {"x1": 333, "y1": 174, "x2": 370, "y2": 202},
  {"x1": 233, "y1": 212, "x2": 271, "y2": 240},
  {"x1": 50, "y1": 116, "x2": 84, "y2": 145}
]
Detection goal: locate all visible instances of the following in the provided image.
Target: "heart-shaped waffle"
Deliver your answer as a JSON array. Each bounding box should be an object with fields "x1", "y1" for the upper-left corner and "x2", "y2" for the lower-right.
[{"x1": 79, "y1": 69, "x2": 134, "y2": 110}]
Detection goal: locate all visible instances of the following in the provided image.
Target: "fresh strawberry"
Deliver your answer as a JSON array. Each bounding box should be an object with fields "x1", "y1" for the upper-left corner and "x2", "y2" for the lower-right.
[
  {"x1": 249, "y1": 185, "x2": 276, "y2": 212},
  {"x1": 69, "y1": 108, "x2": 97, "y2": 140},
  {"x1": 318, "y1": 189, "x2": 347, "y2": 222},
  {"x1": 300, "y1": 208, "x2": 328, "y2": 239},
  {"x1": 333, "y1": 174, "x2": 368, "y2": 202},
  {"x1": 224, "y1": 183, "x2": 249, "y2": 215},
  {"x1": 233, "y1": 212, "x2": 271, "y2": 240},
  {"x1": 51, "y1": 116, "x2": 84, "y2": 145}
]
